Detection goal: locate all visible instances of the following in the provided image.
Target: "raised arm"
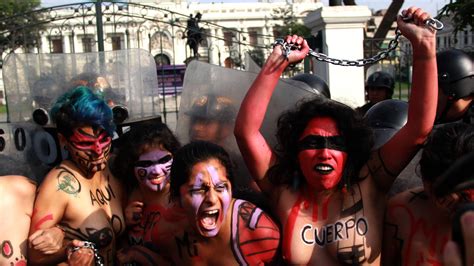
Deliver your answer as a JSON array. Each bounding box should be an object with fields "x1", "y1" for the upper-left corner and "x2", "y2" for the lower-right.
[
  {"x1": 234, "y1": 35, "x2": 309, "y2": 194},
  {"x1": 374, "y1": 7, "x2": 438, "y2": 191}
]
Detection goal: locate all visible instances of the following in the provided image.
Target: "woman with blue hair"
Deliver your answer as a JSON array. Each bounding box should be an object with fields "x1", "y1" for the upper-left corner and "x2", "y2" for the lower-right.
[{"x1": 27, "y1": 86, "x2": 125, "y2": 265}]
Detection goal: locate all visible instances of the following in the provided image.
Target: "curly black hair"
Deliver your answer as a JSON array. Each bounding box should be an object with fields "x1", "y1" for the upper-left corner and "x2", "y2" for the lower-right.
[
  {"x1": 267, "y1": 97, "x2": 374, "y2": 190},
  {"x1": 420, "y1": 123, "x2": 474, "y2": 183}
]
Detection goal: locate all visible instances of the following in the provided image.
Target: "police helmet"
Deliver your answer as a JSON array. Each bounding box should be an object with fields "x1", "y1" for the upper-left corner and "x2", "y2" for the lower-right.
[
  {"x1": 291, "y1": 73, "x2": 331, "y2": 98},
  {"x1": 186, "y1": 94, "x2": 236, "y2": 122},
  {"x1": 366, "y1": 71, "x2": 395, "y2": 97},
  {"x1": 437, "y1": 49, "x2": 474, "y2": 100},
  {"x1": 365, "y1": 99, "x2": 408, "y2": 150}
]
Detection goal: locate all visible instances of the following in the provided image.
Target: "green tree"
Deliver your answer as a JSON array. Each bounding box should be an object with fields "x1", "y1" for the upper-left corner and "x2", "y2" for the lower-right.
[
  {"x1": 271, "y1": 3, "x2": 311, "y2": 73},
  {"x1": 436, "y1": 0, "x2": 474, "y2": 35},
  {"x1": 271, "y1": 4, "x2": 311, "y2": 38},
  {"x1": 0, "y1": 0, "x2": 43, "y2": 54}
]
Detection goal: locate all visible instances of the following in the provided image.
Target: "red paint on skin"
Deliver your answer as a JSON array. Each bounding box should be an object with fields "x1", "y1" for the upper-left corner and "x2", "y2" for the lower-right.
[
  {"x1": 388, "y1": 204, "x2": 449, "y2": 266},
  {"x1": 69, "y1": 129, "x2": 111, "y2": 155},
  {"x1": 2, "y1": 241, "x2": 12, "y2": 257},
  {"x1": 14, "y1": 260, "x2": 27, "y2": 266},
  {"x1": 283, "y1": 194, "x2": 304, "y2": 262},
  {"x1": 310, "y1": 193, "x2": 318, "y2": 222},
  {"x1": 34, "y1": 213, "x2": 53, "y2": 230},
  {"x1": 322, "y1": 195, "x2": 331, "y2": 221},
  {"x1": 297, "y1": 117, "x2": 348, "y2": 192}
]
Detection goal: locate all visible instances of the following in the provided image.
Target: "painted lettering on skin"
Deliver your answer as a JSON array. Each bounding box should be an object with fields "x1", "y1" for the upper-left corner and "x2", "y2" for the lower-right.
[
  {"x1": 283, "y1": 193, "x2": 332, "y2": 261},
  {"x1": 90, "y1": 183, "x2": 116, "y2": 206},
  {"x1": 389, "y1": 204, "x2": 449, "y2": 266},
  {"x1": 300, "y1": 217, "x2": 368, "y2": 246},
  {"x1": 175, "y1": 231, "x2": 199, "y2": 258}
]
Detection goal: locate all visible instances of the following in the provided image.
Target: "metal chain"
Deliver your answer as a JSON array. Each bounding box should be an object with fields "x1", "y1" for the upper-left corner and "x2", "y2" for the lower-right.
[
  {"x1": 273, "y1": 17, "x2": 443, "y2": 67},
  {"x1": 70, "y1": 241, "x2": 104, "y2": 266}
]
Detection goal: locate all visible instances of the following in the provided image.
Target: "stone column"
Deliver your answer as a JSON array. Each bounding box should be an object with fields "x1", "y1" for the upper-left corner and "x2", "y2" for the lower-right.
[{"x1": 304, "y1": 5, "x2": 371, "y2": 107}]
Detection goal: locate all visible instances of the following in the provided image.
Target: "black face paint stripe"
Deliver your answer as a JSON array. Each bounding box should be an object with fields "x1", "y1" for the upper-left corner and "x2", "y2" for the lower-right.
[
  {"x1": 297, "y1": 135, "x2": 347, "y2": 152},
  {"x1": 134, "y1": 155, "x2": 173, "y2": 167}
]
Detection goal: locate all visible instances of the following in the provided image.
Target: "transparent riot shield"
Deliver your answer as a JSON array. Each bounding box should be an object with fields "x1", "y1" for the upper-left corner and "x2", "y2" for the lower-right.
[
  {"x1": 0, "y1": 49, "x2": 160, "y2": 182},
  {"x1": 3, "y1": 49, "x2": 160, "y2": 124},
  {"x1": 176, "y1": 60, "x2": 320, "y2": 189}
]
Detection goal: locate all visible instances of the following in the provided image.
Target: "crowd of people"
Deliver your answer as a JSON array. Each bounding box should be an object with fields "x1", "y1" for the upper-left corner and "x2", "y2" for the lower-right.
[{"x1": 0, "y1": 6, "x2": 473, "y2": 266}]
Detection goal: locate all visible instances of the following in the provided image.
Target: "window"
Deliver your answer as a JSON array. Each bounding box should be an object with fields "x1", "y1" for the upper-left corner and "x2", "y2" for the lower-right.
[
  {"x1": 154, "y1": 53, "x2": 171, "y2": 66},
  {"x1": 82, "y1": 37, "x2": 93, "y2": 52},
  {"x1": 224, "y1": 31, "x2": 233, "y2": 46},
  {"x1": 112, "y1": 36, "x2": 121, "y2": 50},
  {"x1": 52, "y1": 38, "x2": 63, "y2": 53},
  {"x1": 249, "y1": 29, "x2": 258, "y2": 46}
]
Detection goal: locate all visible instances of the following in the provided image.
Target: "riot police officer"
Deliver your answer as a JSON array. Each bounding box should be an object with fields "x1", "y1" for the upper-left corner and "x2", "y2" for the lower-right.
[
  {"x1": 356, "y1": 71, "x2": 395, "y2": 116},
  {"x1": 435, "y1": 49, "x2": 474, "y2": 124}
]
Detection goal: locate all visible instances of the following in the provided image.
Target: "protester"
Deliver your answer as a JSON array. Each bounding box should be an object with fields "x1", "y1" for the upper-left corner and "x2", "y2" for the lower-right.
[
  {"x1": 234, "y1": 6, "x2": 437, "y2": 265},
  {"x1": 154, "y1": 141, "x2": 281, "y2": 265},
  {"x1": 0, "y1": 175, "x2": 36, "y2": 265},
  {"x1": 112, "y1": 122, "x2": 186, "y2": 265},
  {"x1": 442, "y1": 211, "x2": 474, "y2": 266},
  {"x1": 27, "y1": 86, "x2": 125, "y2": 265},
  {"x1": 383, "y1": 123, "x2": 474, "y2": 265}
]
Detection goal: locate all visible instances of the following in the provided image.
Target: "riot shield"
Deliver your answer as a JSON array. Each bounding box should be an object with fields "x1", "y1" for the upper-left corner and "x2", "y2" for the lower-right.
[
  {"x1": 0, "y1": 49, "x2": 160, "y2": 182},
  {"x1": 176, "y1": 60, "x2": 320, "y2": 188}
]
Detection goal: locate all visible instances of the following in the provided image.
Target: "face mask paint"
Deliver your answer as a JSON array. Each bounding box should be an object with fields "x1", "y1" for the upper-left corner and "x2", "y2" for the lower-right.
[
  {"x1": 187, "y1": 162, "x2": 231, "y2": 237},
  {"x1": 67, "y1": 127, "x2": 112, "y2": 175},
  {"x1": 297, "y1": 135, "x2": 347, "y2": 152},
  {"x1": 134, "y1": 150, "x2": 173, "y2": 192},
  {"x1": 297, "y1": 117, "x2": 348, "y2": 192}
]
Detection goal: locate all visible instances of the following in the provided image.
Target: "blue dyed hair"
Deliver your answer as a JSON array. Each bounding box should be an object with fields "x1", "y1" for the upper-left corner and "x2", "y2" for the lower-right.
[{"x1": 50, "y1": 86, "x2": 115, "y2": 137}]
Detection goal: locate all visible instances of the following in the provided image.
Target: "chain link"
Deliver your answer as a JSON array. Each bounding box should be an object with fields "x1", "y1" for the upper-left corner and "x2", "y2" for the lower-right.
[
  {"x1": 273, "y1": 17, "x2": 443, "y2": 67},
  {"x1": 69, "y1": 241, "x2": 104, "y2": 266}
]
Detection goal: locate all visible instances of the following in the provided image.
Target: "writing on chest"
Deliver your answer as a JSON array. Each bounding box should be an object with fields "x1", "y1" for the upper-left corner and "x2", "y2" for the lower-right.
[
  {"x1": 300, "y1": 216, "x2": 369, "y2": 247},
  {"x1": 90, "y1": 183, "x2": 116, "y2": 206}
]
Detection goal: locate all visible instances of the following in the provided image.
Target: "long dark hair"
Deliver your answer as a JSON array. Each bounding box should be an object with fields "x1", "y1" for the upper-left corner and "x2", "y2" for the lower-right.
[
  {"x1": 420, "y1": 123, "x2": 474, "y2": 183},
  {"x1": 268, "y1": 97, "x2": 373, "y2": 190}
]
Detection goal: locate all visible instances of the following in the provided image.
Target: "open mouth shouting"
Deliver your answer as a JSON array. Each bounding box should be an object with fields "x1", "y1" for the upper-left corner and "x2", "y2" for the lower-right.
[{"x1": 199, "y1": 209, "x2": 220, "y2": 232}]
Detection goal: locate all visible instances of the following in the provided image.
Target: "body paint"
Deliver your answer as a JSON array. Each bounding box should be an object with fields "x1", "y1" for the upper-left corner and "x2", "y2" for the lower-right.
[
  {"x1": 134, "y1": 150, "x2": 172, "y2": 192},
  {"x1": 67, "y1": 127, "x2": 112, "y2": 175}
]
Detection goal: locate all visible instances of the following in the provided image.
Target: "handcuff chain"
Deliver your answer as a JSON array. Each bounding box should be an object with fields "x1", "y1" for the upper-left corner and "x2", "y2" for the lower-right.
[
  {"x1": 70, "y1": 241, "x2": 104, "y2": 266},
  {"x1": 273, "y1": 17, "x2": 443, "y2": 67}
]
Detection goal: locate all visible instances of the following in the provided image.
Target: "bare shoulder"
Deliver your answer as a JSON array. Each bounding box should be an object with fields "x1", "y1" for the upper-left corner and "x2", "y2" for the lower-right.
[
  {"x1": 231, "y1": 199, "x2": 281, "y2": 264},
  {"x1": 0, "y1": 175, "x2": 36, "y2": 197},
  {"x1": 388, "y1": 186, "x2": 426, "y2": 207},
  {"x1": 35, "y1": 163, "x2": 81, "y2": 203}
]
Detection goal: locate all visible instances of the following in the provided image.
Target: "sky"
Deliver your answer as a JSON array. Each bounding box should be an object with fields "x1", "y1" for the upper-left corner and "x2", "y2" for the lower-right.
[{"x1": 41, "y1": 0, "x2": 450, "y2": 16}]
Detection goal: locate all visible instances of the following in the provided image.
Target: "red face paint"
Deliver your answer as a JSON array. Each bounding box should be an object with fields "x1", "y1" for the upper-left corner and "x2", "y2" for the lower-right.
[
  {"x1": 297, "y1": 117, "x2": 348, "y2": 192},
  {"x1": 66, "y1": 126, "x2": 111, "y2": 175}
]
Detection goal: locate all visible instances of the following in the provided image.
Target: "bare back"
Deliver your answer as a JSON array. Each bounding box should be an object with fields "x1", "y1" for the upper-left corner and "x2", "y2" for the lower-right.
[{"x1": 0, "y1": 175, "x2": 36, "y2": 265}]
